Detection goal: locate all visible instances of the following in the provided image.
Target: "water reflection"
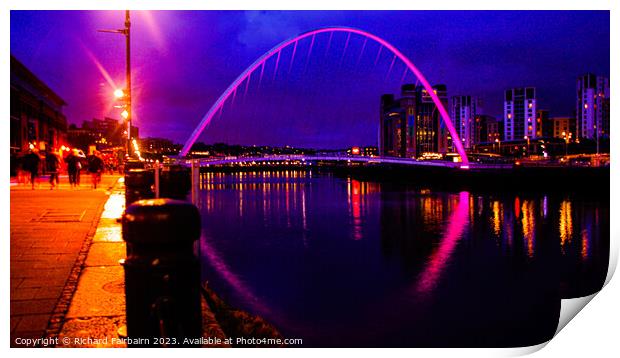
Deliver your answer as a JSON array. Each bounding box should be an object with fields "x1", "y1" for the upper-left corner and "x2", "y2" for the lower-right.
[
  {"x1": 521, "y1": 200, "x2": 536, "y2": 258},
  {"x1": 347, "y1": 179, "x2": 363, "y2": 240},
  {"x1": 559, "y1": 200, "x2": 573, "y2": 254},
  {"x1": 197, "y1": 170, "x2": 608, "y2": 346},
  {"x1": 492, "y1": 201, "x2": 502, "y2": 236},
  {"x1": 415, "y1": 191, "x2": 470, "y2": 294}
]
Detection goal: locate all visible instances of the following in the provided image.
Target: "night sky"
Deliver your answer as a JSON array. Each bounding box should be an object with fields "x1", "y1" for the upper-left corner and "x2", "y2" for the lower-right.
[{"x1": 10, "y1": 11, "x2": 609, "y2": 149}]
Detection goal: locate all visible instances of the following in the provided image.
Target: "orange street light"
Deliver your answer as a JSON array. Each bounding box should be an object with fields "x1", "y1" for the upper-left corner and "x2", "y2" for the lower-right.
[{"x1": 114, "y1": 88, "x2": 125, "y2": 98}]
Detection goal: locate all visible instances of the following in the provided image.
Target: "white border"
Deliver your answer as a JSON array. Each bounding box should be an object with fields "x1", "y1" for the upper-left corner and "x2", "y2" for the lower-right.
[{"x1": 3, "y1": 1, "x2": 617, "y2": 357}]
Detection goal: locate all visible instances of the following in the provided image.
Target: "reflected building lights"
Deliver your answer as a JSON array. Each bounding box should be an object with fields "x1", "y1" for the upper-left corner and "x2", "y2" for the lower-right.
[
  {"x1": 581, "y1": 229, "x2": 590, "y2": 260},
  {"x1": 559, "y1": 200, "x2": 573, "y2": 254},
  {"x1": 514, "y1": 196, "x2": 521, "y2": 218},
  {"x1": 521, "y1": 200, "x2": 536, "y2": 258},
  {"x1": 421, "y1": 196, "x2": 443, "y2": 227},
  {"x1": 239, "y1": 189, "x2": 243, "y2": 217},
  {"x1": 503, "y1": 209, "x2": 514, "y2": 249},
  {"x1": 347, "y1": 179, "x2": 363, "y2": 240},
  {"x1": 491, "y1": 201, "x2": 502, "y2": 237}
]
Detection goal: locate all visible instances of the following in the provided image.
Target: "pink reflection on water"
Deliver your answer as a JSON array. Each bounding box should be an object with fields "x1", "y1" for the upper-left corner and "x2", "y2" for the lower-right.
[
  {"x1": 199, "y1": 236, "x2": 271, "y2": 315},
  {"x1": 415, "y1": 191, "x2": 470, "y2": 294}
]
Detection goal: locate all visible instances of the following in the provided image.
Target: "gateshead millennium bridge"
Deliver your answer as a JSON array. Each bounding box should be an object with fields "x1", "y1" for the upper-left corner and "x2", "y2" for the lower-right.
[{"x1": 179, "y1": 27, "x2": 470, "y2": 167}]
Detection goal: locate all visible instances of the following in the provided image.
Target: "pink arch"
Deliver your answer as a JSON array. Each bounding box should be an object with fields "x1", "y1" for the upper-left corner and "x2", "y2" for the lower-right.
[{"x1": 180, "y1": 27, "x2": 469, "y2": 166}]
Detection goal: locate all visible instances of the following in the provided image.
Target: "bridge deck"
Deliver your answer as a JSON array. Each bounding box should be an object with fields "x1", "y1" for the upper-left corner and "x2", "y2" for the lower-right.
[{"x1": 172, "y1": 155, "x2": 513, "y2": 170}]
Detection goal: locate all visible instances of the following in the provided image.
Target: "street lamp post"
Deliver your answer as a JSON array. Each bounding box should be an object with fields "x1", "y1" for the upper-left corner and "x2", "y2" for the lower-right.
[
  {"x1": 523, "y1": 135, "x2": 530, "y2": 157},
  {"x1": 562, "y1": 131, "x2": 572, "y2": 157},
  {"x1": 99, "y1": 10, "x2": 131, "y2": 156}
]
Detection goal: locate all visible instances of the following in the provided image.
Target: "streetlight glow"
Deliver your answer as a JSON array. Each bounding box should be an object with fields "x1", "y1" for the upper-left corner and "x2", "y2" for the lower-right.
[
  {"x1": 121, "y1": 109, "x2": 129, "y2": 119},
  {"x1": 114, "y1": 88, "x2": 125, "y2": 98}
]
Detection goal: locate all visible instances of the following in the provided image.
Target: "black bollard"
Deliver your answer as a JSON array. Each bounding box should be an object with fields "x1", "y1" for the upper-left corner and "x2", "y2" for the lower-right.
[
  {"x1": 125, "y1": 169, "x2": 154, "y2": 206},
  {"x1": 122, "y1": 199, "x2": 202, "y2": 347},
  {"x1": 159, "y1": 165, "x2": 191, "y2": 200}
]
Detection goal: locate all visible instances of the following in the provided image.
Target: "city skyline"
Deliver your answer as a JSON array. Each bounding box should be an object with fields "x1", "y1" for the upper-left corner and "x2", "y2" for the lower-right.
[{"x1": 10, "y1": 10, "x2": 610, "y2": 148}]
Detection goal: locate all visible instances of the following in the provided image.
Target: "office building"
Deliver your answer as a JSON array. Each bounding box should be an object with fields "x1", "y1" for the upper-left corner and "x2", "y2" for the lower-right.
[
  {"x1": 380, "y1": 84, "x2": 448, "y2": 158},
  {"x1": 504, "y1": 87, "x2": 536, "y2": 141},
  {"x1": 577, "y1": 74, "x2": 610, "y2": 140},
  {"x1": 451, "y1": 96, "x2": 477, "y2": 149}
]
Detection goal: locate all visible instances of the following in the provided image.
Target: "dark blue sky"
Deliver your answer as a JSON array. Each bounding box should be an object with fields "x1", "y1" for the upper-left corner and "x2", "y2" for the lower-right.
[{"x1": 10, "y1": 11, "x2": 609, "y2": 148}]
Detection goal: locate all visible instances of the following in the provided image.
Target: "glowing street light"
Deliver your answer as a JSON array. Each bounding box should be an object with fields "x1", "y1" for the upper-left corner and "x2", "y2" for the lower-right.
[
  {"x1": 99, "y1": 10, "x2": 132, "y2": 156},
  {"x1": 563, "y1": 131, "x2": 572, "y2": 156}
]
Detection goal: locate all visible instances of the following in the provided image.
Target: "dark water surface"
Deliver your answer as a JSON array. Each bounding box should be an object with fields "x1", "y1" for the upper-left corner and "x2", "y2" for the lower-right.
[{"x1": 197, "y1": 170, "x2": 609, "y2": 347}]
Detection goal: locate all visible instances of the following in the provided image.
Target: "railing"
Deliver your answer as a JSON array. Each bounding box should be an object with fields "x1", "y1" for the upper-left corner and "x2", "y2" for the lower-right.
[{"x1": 169, "y1": 155, "x2": 495, "y2": 169}]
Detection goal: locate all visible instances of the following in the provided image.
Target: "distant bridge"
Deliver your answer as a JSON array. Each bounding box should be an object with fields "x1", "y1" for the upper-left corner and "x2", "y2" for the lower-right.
[{"x1": 176, "y1": 155, "x2": 513, "y2": 170}]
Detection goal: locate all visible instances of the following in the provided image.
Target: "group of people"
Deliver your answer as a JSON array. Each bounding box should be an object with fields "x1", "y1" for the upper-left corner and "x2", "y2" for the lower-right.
[{"x1": 17, "y1": 149, "x2": 106, "y2": 190}]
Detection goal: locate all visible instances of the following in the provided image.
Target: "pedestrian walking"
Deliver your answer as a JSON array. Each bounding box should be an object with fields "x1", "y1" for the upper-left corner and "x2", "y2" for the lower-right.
[
  {"x1": 66, "y1": 150, "x2": 80, "y2": 188},
  {"x1": 15, "y1": 154, "x2": 29, "y2": 186},
  {"x1": 22, "y1": 150, "x2": 41, "y2": 190},
  {"x1": 46, "y1": 149, "x2": 61, "y2": 190},
  {"x1": 87, "y1": 151, "x2": 105, "y2": 189}
]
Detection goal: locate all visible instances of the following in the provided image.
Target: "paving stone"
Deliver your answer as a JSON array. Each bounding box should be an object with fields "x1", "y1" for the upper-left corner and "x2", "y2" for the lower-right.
[
  {"x1": 58, "y1": 316, "x2": 127, "y2": 348},
  {"x1": 11, "y1": 287, "x2": 40, "y2": 301},
  {"x1": 11, "y1": 299, "x2": 58, "y2": 316},
  {"x1": 15, "y1": 314, "x2": 51, "y2": 332},
  {"x1": 65, "y1": 266, "x2": 126, "y2": 318},
  {"x1": 85, "y1": 242, "x2": 126, "y2": 267},
  {"x1": 37, "y1": 286, "x2": 65, "y2": 299}
]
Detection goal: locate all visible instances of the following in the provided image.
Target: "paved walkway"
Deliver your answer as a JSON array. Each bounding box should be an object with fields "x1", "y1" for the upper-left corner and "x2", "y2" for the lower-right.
[
  {"x1": 10, "y1": 175, "x2": 121, "y2": 347},
  {"x1": 57, "y1": 181, "x2": 128, "y2": 347},
  {"x1": 55, "y1": 182, "x2": 227, "y2": 348}
]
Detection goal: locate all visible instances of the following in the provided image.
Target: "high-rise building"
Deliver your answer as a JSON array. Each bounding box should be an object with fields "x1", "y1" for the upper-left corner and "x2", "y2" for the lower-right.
[
  {"x1": 577, "y1": 74, "x2": 610, "y2": 140},
  {"x1": 536, "y1": 109, "x2": 551, "y2": 138},
  {"x1": 451, "y1": 96, "x2": 477, "y2": 149},
  {"x1": 418, "y1": 84, "x2": 448, "y2": 155},
  {"x1": 379, "y1": 94, "x2": 405, "y2": 157},
  {"x1": 504, "y1": 87, "x2": 536, "y2": 141},
  {"x1": 379, "y1": 84, "x2": 448, "y2": 158}
]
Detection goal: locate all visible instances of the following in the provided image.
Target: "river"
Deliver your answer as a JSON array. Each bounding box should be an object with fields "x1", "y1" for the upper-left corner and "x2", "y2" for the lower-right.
[{"x1": 196, "y1": 170, "x2": 609, "y2": 347}]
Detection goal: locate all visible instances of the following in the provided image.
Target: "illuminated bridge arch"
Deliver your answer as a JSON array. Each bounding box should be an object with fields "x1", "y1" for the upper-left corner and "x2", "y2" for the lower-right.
[{"x1": 180, "y1": 27, "x2": 469, "y2": 166}]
